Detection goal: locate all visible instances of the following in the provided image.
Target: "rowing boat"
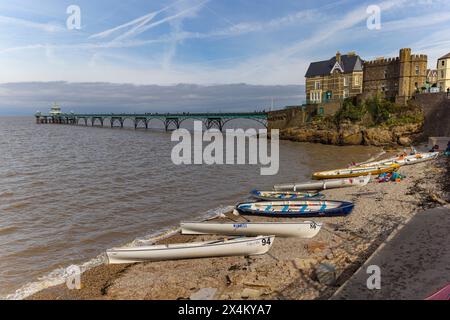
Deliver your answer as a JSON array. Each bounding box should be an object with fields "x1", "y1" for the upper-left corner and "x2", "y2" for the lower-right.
[
  {"x1": 354, "y1": 152, "x2": 439, "y2": 167},
  {"x1": 180, "y1": 221, "x2": 322, "y2": 238},
  {"x1": 273, "y1": 175, "x2": 371, "y2": 191},
  {"x1": 250, "y1": 189, "x2": 325, "y2": 201},
  {"x1": 235, "y1": 200, "x2": 354, "y2": 218},
  {"x1": 106, "y1": 235, "x2": 275, "y2": 264},
  {"x1": 312, "y1": 164, "x2": 399, "y2": 180}
]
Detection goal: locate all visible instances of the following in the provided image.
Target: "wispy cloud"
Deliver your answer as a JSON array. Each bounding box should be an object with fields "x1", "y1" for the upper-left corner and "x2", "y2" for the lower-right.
[
  {"x1": 0, "y1": 14, "x2": 64, "y2": 32},
  {"x1": 90, "y1": 0, "x2": 208, "y2": 43}
]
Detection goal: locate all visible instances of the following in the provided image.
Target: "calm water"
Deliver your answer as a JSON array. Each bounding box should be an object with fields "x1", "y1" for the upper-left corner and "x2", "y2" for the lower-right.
[{"x1": 0, "y1": 117, "x2": 379, "y2": 298}]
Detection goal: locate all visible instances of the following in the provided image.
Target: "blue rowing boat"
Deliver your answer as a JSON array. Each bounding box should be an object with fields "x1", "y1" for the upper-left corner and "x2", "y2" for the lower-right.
[
  {"x1": 235, "y1": 200, "x2": 354, "y2": 218},
  {"x1": 250, "y1": 190, "x2": 325, "y2": 201}
]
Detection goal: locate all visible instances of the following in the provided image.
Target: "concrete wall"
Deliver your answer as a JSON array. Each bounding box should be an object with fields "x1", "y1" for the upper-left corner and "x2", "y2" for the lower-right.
[{"x1": 412, "y1": 92, "x2": 450, "y2": 137}]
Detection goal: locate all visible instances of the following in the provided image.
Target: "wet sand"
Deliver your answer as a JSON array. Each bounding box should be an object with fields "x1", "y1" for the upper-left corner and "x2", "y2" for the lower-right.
[{"x1": 29, "y1": 156, "x2": 448, "y2": 300}]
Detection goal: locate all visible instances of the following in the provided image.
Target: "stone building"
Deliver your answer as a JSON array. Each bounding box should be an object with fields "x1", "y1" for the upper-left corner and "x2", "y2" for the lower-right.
[
  {"x1": 362, "y1": 48, "x2": 427, "y2": 104},
  {"x1": 305, "y1": 51, "x2": 364, "y2": 105},
  {"x1": 437, "y1": 52, "x2": 450, "y2": 92}
]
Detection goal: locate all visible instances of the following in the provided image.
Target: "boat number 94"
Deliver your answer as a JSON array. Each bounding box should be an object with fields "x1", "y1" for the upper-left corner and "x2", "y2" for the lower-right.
[{"x1": 261, "y1": 237, "x2": 272, "y2": 246}]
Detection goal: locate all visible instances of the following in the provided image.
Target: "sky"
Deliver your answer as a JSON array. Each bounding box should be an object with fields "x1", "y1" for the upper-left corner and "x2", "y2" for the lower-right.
[{"x1": 0, "y1": 0, "x2": 450, "y2": 114}]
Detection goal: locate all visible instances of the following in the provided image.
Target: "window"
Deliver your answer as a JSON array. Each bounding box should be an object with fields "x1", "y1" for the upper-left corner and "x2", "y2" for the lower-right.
[
  {"x1": 343, "y1": 77, "x2": 348, "y2": 87},
  {"x1": 315, "y1": 81, "x2": 321, "y2": 90},
  {"x1": 442, "y1": 60, "x2": 445, "y2": 66},
  {"x1": 441, "y1": 70, "x2": 445, "y2": 78},
  {"x1": 384, "y1": 70, "x2": 387, "y2": 79},
  {"x1": 354, "y1": 76, "x2": 360, "y2": 86},
  {"x1": 343, "y1": 89, "x2": 349, "y2": 98},
  {"x1": 310, "y1": 91, "x2": 321, "y2": 103},
  {"x1": 415, "y1": 66, "x2": 419, "y2": 75}
]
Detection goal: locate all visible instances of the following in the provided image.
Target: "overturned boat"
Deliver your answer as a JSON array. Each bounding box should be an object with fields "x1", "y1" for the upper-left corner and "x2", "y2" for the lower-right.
[
  {"x1": 181, "y1": 221, "x2": 322, "y2": 238},
  {"x1": 106, "y1": 235, "x2": 275, "y2": 264},
  {"x1": 273, "y1": 175, "x2": 370, "y2": 191},
  {"x1": 235, "y1": 200, "x2": 354, "y2": 218},
  {"x1": 250, "y1": 189, "x2": 325, "y2": 201}
]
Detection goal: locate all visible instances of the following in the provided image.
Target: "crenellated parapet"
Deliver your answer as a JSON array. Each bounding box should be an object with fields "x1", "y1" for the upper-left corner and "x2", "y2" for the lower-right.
[
  {"x1": 410, "y1": 54, "x2": 428, "y2": 62},
  {"x1": 364, "y1": 57, "x2": 400, "y2": 66}
]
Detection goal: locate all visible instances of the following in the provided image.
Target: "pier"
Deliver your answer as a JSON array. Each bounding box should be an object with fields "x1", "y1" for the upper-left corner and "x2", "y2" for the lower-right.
[{"x1": 35, "y1": 112, "x2": 269, "y2": 131}]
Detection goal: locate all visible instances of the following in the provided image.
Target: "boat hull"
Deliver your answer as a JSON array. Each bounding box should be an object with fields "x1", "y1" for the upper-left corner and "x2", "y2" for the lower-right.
[
  {"x1": 106, "y1": 235, "x2": 274, "y2": 264},
  {"x1": 250, "y1": 190, "x2": 325, "y2": 201},
  {"x1": 273, "y1": 175, "x2": 370, "y2": 191},
  {"x1": 312, "y1": 164, "x2": 399, "y2": 180},
  {"x1": 181, "y1": 221, "x2": 322, "y2": 238},
  {"x1": 236, "y1": 200, "x2": 354, "y2": 218},
  {"x1": 355, "y1": 152, "x2": 439, "y2": 168}
]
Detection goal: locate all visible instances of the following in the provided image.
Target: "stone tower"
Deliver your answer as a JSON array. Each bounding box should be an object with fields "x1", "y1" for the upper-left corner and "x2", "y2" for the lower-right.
[{"x1": 398, "y1": 48, "x2": 412, "y2": 104}]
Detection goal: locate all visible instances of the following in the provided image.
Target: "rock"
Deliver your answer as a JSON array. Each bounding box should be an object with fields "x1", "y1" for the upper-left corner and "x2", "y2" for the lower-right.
[
  {"x1": 314, "y1": 263, "x2": 337, "y2": 285},
  {"x1": 326, "y1": 252, "x2": 334, "y2": 260},
  {"x1": 306, "y1": 241, "x2": 327, "y2": 254},
  {"x1": 363, "y1": 127, "x2": 394, "y2": 146},
  {"x1": 293, "y1": 258, "x2": 317, "y2": 270},
  {"x1": 241, "y1": 288, "x2": 262, "y2": 299},
  {"x1": 398, "y1": 136, "x2": 411, "y2": 146},
  {"x1": 190, "y1": 288, "x2": 217, "y2": 300},
  {"x1": 339, "y1": 124, "x2": 363, "y2": 145}
]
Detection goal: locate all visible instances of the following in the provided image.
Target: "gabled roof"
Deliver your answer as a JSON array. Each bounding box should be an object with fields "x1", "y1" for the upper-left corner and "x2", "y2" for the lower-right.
[
  {"x1": 305, "y1": 54, "x2": 363, "y2": 78},
  {"x1": 439, "y1": 52, "x2": 450, "y2": 59}
]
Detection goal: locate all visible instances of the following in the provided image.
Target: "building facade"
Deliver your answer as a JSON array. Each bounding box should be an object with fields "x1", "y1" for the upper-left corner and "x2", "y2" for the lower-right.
[
  {"x1": 426, "y1": 69, "x2": 438, "y2": 86},
  {"x1": 305, "y1": 52, "x2": 364, "y2": 104},
  {"x1": 362, "y1": 48, "x2": 427, "y2": 104},
  {"x1": 437, "y1": 52, "x2": 450, "y2": 92}
]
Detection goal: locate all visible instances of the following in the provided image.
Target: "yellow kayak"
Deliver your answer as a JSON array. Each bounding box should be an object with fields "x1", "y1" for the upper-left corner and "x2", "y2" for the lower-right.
[{"x1": 312, "y1": 164, "x2": 400, "y2": 180}]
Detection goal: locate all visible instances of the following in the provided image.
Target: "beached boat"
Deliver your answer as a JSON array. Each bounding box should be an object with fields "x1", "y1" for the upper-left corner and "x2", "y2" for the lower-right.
[
  {"x1": 181, "y1": 221, "x2": 322, "y2": 238},
  {"x1": 312, "y1": 164, "x2": 399, "y2": 180},
  {"x1": 250, "y1": 189, "x2": 324, "y2": 201},
  {"x1": 355, "y1": 152, "x2": 439, "y2": 167},
  {"x1": 273, "y1": 175, "x2": 371, "y2": 191},
  {"x1": 235, "y1": 200, "x2": 354, "y2": 218},
  {"x1": 106, "y1": 235, "x2": 275, "y2": 264}
]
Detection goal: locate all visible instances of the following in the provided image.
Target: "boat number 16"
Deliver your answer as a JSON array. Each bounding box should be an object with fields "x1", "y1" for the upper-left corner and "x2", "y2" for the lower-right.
[{"x1": 261, "y1": 237, "x2": 272, "y2": 246}]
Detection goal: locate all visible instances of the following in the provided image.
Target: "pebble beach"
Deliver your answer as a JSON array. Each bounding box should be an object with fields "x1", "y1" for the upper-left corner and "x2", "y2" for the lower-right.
[{"x1": 29, "y1": 153, "x2": 449, "y2": 300}]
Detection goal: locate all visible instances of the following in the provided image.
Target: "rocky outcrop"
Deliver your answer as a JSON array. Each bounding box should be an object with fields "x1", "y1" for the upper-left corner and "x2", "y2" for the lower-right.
[{"x1": 277, "y1": 122, "x2": 423, "y2": 146}]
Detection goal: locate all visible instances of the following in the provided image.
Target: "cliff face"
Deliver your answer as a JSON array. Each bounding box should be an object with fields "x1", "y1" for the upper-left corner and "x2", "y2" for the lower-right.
[
  {"x1": 278, "y1": 122, "x2": 422, "y2": 146},
  {"x1": 272, "y1": 117, "x2": 423, "y2": 147}
]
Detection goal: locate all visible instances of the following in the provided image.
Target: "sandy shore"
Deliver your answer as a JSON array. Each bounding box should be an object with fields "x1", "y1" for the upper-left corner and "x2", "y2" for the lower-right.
[{"x1": 29, "y1": 155, "x2": 449, "y2": 300}]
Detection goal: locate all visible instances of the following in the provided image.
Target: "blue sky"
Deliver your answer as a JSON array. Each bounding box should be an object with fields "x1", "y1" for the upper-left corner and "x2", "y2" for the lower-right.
[{"x1": 1, "y1": 0, "x2": 450, "y2": 85}]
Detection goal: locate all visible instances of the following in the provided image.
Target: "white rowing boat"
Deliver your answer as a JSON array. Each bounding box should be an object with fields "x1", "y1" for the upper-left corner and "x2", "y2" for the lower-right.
[
  {"x1": 273, "y1": 175, "x2": 371, "y2": 191},
  {"x1": 180, "y1": 221, "x2": 322, "y2": 238},
  {"x1": 312, "y1": 164, "x2": 399, "y2": 180},
  {"x1": 106, "y1": 235, "x2": 275, "y2": 264},
  {"x1": 354, "y1": 152, "x2": 439, "y2": 167}
]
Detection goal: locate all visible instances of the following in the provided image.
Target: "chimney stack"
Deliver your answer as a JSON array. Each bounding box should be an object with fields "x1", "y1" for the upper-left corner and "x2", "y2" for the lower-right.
[{"x1": 336, "y1": 51, "x2": 342, "y2": 63}]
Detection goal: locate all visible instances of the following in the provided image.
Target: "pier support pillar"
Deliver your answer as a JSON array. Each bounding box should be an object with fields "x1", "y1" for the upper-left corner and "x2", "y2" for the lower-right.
[
  {"x1": 164, "y1": 118, "x2": 180, "y2": 131},
  {"x1": 205, "y1": 118, "x2": 224, "y2": 132}
]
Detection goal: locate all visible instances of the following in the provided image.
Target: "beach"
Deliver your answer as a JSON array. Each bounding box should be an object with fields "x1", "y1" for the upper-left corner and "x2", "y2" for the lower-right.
[{"x1": 28, "y1": 154, "x2": 449, "y2": 300}]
